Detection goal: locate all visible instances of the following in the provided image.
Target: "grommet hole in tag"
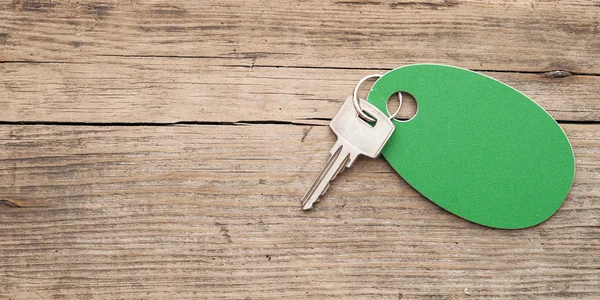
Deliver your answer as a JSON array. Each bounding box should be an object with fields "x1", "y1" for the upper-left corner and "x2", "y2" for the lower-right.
[{"x1": 387, "y1": 92, "x2": 418, "y2": 122}]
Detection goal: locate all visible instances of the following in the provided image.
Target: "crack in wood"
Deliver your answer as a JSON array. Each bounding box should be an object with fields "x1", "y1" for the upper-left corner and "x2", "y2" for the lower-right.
[
  {"x1": 301, "y1": 126, "x2": 314, "y2": 142},
  {"x1": 0, "y1": 120, "x2": 327, "y2": 127},
  {"x1": 0, "y1": 199, "x2": 21, "y2": 208},
  {"x1": 0, "y1": 120, "x2": 594, "y2": 127},
  {"x1": 0, "y1": 60, "x2": 84, "y2": 64},
  {"x1": 0, "y1": 58, "x2": 598, "y2": 77},
  {"x1": 543, "y1": 70, "x2": 574, "y2": 78},
  {"x1": 555, "y1": 120, "x2": 600, "y2": 125},
  {"x1": 216, "y1": 223, "x2": 232, "y2": 243}
]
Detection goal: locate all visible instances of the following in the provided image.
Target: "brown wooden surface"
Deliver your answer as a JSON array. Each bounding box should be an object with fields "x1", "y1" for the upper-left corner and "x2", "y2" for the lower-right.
[{"x1": 1, "y1": 0, "x2": 599, "y2": 299}]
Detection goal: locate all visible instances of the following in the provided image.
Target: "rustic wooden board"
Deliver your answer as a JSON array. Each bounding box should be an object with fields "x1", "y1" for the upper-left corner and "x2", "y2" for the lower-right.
[
  {"x1": 0, "y1": 124, "x2": 599, "y2": 299},
  {"x1": 1, "y1": 0, "x2": 599, "y2": 73},
  {"x1": 1, "y1": 57, "x2": 600, "y2": 123},
  {"x1": 1, "y1": 0, "x2": 599, "y2": 299}
]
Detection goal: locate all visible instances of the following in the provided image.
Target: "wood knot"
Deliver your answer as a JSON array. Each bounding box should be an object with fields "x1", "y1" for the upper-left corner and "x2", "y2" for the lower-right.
[
  {"x1": 0, "y1": 199, "x2": 21, "y2": 208},
  {"x1": 543, "y1": 70, "x2": 573, "y2": 78}
]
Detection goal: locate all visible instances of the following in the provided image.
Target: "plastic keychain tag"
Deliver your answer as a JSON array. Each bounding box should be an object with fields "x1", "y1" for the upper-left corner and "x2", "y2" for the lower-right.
[{"x1": 367, "y1": 64, "x2": 575, "y2": 229}]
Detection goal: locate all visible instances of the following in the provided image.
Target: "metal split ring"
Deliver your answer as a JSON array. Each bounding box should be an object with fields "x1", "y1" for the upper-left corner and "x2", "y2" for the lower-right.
[{"x1": 352, "y1": 74, "x2": 403, "y2": 122}]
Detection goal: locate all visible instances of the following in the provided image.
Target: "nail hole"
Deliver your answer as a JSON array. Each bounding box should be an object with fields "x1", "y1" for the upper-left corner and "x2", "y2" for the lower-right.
[{"x1": 387, "y1": 92, "x2": 418, "y2": 122}]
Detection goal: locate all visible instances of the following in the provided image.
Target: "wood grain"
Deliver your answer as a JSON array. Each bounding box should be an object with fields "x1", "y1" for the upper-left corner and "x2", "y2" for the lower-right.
[
  {"x1": 0, "y1": 124, "x2": 599, "y2": 299},
  {"x1": 1, "y1": 57, "x2": 600, "y2": 123},
  {"x1": 1, "y1": 0, "x2": 599, "y2": 73},
  {"x1": 1, "y1": 0, "x2": 599, "y2": 298},
  {"x1": 1, "y1": 0, "x2": 600, "y2": 123}
]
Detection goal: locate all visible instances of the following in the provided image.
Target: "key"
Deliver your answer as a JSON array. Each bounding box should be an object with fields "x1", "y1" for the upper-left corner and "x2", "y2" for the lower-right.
[{"x1": 301, "y1": 95, "x2": 395, "y2": 210}]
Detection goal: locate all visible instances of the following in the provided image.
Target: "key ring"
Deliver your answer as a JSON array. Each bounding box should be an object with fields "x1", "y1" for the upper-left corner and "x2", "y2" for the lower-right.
[{"x1": 353, "y1": 74, "x2": 403, "y2": 122}]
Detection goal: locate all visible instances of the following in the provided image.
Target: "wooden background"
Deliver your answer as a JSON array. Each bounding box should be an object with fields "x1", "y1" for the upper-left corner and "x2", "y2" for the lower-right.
[{"x1": 1, "y1": 0, "x2": 599, "y2": 299}]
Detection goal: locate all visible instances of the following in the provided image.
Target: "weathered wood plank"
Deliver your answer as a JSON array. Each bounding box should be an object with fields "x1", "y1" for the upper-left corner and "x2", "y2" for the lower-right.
[
  {"x1": 0, "y1": 123, "x2": 598, "y2": 299},
  {"x1": 0, "y1": 0, "x2": 599, "y2": 73},
  {"x1": 1, "y1": 58, "x2": 599, "y2": 123},
  {"x1": 1, "y1": 0, "x2": 599, "y2": 299}
]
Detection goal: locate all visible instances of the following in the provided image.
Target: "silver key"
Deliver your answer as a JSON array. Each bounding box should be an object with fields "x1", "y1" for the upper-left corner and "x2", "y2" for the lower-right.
[{"x1": 301, "y1": 95, "x2": 396, "y2": 210}]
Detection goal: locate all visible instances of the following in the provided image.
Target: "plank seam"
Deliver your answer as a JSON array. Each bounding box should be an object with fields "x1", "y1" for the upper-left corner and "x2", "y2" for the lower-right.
[
  {"x1": 0, "y1": 120, "x2": 595, "y2": 127},
  {"x1": 1, "y1": 59, "x2": 597, "y2": 77},
  {"x1": 0, "y1": 120, "x2": 327, "y2": 127}
]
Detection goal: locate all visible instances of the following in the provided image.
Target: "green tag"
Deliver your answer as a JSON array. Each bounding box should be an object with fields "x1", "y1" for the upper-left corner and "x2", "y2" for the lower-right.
[{"x1": 367, "y1": 64, "x2": 575, "y2": 229}]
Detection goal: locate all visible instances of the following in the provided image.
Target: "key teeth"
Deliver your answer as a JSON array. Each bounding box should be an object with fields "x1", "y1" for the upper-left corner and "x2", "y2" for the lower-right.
[
  {"x1": 347, "y1": 153, "x2": 359, "y2": 168},
  {"x1": 320, "y1": 183, "x2": 330, "y2": 196},
  {"x1": 301, "y1": 142, "x2": 353, "y2": 211},
  {"x1": 331, "y1": 164, "x2": 345, "y2": 181}
]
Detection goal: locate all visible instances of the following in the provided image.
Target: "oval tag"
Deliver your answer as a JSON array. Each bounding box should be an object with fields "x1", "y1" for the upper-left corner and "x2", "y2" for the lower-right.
[{"x1": 367, "y1": 64, "x2": 575, "y2": 229}]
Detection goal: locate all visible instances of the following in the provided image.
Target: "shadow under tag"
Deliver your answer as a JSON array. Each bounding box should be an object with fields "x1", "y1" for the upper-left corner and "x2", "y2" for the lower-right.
[{"x1": 367, "y1": 64, "x2": 575, "y2": 229}]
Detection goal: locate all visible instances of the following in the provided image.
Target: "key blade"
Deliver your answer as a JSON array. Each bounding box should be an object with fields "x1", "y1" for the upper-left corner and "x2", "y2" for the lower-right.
[
  {"x1": 301, "y1": 144, "x2": 350, "y2": 210},
  {"x1": 301, "y1": 96, "x2": 395, "y2": 210}
]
